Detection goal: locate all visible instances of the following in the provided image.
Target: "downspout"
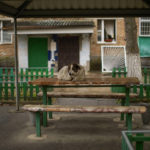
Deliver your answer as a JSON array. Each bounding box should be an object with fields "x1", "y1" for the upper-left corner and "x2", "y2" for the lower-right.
[{"x1": 14, "y1": 17, "x2": 19, "y2": 111}]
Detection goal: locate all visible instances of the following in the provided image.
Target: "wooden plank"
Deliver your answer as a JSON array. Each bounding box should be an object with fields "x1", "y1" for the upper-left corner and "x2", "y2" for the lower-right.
[
  {"x1": 37, "y1": 91, "x2": 138, "y2": 98},
  {"x1": 29, "y1": 77, "x2": 140, "y2": 86},
  {"x1": 22, "y1": 105, "x2": 146, "y2": 113}
]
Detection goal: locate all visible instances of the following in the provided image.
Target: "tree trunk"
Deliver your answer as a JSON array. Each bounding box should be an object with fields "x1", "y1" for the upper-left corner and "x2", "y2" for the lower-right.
[{"x1": 124, "y1": 17, "x2": 142, "y2": 83}]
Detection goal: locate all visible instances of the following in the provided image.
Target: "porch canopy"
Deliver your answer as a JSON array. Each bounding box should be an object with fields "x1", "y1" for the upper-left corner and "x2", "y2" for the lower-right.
[
  {"x1": 0, "y1": 0, "x2": 150, "y2": 18},
  {"x1": 0, "y1": 0, "x2": 150, "y2": 111}
]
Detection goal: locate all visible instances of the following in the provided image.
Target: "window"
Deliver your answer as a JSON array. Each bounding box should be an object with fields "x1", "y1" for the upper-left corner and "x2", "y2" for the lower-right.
[
  {"x1": 0, "y1": 20, "x2": 12, "y2": 44},
  {"x1": 140, "y1": 17, "x2": 150, "y2": 36},
  {"x1": 97, "y1": 19, "x2": 116, "y2": 43}
]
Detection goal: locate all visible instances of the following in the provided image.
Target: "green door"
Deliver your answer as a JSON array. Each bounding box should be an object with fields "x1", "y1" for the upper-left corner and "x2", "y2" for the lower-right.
[{"x1": 28, "y1": 37, "x2": 48, "y2": 67}]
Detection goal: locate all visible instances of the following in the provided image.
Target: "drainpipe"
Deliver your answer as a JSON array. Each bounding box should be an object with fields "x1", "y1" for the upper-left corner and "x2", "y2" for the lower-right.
[{"x1": 14, "y1": 17, "x2": 19, "y2": 111}]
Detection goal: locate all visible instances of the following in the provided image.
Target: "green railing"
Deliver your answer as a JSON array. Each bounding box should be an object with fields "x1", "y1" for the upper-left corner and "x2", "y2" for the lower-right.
[
  {"x1": 0, "y1": 67, "x2": 53, "y2": 101},
  {"x1": 143, "y1": 68, "x2": 150, "y2": 84},
  {"x1": 112, "y1": 68, "x2": 150, "y2": 101},
  {"x1": 112, "y1": 67, "x2": 150, "y2": 84},
  {"x1": 122, "y1": 130, "x2": 150, "y2": 150}
]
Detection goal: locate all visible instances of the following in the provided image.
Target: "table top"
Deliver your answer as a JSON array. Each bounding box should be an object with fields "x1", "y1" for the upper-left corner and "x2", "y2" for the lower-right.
[{"x1": 29, "y1": 77, "x2": 140, "y2": 87}]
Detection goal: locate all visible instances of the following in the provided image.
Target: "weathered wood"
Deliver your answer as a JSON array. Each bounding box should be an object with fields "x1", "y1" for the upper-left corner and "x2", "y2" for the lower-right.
[
  {"x1": 29, "y1": 77, "x2": 140, "y2": 87},
  {"x1": 22, "y1": 105, "x2": 146, "y2": 113},
  {"x1": 38, "y1": 91, "x2": 138, "y2": 99}
]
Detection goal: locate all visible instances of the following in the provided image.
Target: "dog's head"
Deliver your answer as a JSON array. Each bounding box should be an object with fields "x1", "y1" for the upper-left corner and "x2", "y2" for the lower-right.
[{"x1": 68, "y1": 64, "x2": 80, "y2": 77}]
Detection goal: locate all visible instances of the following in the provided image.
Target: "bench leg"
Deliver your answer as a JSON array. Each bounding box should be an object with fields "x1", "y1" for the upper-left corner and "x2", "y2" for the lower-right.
[
  {"x1": 127, "y1": 113, "x2": 132, "y2": 130},
  {"x1": 42, "y1": 87, "x2": 47, "y2": 127},
  {"x1": 125, "y1": 87, "x2": 130, "y2": 127},
  {"x1": 36, "y1": 112, "x2": 41, "y2": 137},
  {"x1": 120, "y1": 99, "x2": 125, "y2": 121},
  {"x1": 48, "y1": 97, "x2": 53, "y2": 119}
]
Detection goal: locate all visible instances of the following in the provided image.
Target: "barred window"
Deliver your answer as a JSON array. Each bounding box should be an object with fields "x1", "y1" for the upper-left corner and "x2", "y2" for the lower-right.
[{"x1": 140, "y1": 17, "x2": 150, "y2": 36}]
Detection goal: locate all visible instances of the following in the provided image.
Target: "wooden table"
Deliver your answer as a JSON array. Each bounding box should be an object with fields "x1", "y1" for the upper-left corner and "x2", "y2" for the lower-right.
[{"x1": 29, "y1": 77, "x2": 140, "y2": 127}]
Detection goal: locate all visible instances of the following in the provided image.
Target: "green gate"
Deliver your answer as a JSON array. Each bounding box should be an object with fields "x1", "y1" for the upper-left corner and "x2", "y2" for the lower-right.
[{"x1": 28, "y1": 37, "x2": 48, "y2": 67}]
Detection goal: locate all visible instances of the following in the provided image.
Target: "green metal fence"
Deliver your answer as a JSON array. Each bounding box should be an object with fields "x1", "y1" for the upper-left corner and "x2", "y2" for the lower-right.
[
  {"x1": 112, "y1": 68, "x2": 150, "y2": 101},
  {"x1": 122, "y1": 130, "x2": 150, "y2": 150},
  {"x1": 0, "y1": 67, "x2": 53, "y2": 101}
]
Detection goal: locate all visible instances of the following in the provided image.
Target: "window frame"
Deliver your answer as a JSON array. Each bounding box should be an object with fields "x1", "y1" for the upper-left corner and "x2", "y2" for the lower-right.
[
  {"x1": 0, "y1": 19, "x2": 13, "y2": 44},
  {"x1": 97, "y1": 18, "x2": 117, "y2": 44},
  {"x1": 139, "y1": 17, "x2": 150, "y2": 37}
]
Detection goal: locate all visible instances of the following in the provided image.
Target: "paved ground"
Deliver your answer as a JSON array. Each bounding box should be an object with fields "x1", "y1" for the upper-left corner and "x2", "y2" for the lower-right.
[{"x1": 0, "y1": 103, "x2": 150, "y2": 150}]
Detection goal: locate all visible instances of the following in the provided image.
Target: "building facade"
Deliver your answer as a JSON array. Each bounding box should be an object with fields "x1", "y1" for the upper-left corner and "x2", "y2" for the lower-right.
[{"x1": 0, "y1": 15, "x2": 149, "y2": 72}]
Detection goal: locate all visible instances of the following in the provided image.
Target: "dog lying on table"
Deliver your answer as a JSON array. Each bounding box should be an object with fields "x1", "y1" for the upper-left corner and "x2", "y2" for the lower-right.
[{"x1": 58, "y1": 64, "x2": 85, "y2": 81}]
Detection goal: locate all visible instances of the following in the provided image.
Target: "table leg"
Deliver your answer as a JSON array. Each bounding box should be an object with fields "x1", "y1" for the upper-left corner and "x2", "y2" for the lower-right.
[
  {"x1": 125, "y1": 87, "x2": 130, "y2": 127},
  {"x1": 127, "y1": 113, "x2": 132, "y2": 130},
  {"x1": 42, "y1": 86, "x2": 47, "y2": 127},
  {"x1": 48, "y1": 97, "x2": 53, "y2": 119},
  {"x1": 121, "y1": 98, "x2": 125, "y2": 121}
]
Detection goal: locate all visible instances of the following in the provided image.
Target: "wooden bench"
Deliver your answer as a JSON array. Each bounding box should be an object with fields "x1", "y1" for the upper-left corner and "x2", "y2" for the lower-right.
[
  {"x1": 29, "y1": 77, "x2": 140, "y2": 129},
  {"x1": 22, "y1": 105, "x2": 146, "y2": 137},
  {"x1": 38, "y1": 91, "x2": 138, "y2": 99},
  {"x1": 38, "y1": 91, "x2": 138, "y2": 121}
]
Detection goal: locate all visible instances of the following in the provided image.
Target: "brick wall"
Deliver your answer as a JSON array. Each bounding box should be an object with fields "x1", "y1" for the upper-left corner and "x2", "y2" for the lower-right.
[
  {"x1": 90, "y1": 18, "x2": 140, "y2": 71},
  {"x1": 0, "y1": 39, "x2": 15, "y2": 67},
  {"x1": 0, "y1": 15, "x2": 140, "y2": 69}
]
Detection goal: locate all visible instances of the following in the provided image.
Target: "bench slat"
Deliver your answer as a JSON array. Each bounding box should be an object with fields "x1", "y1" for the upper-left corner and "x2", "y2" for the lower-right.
[
  {"x1": 29, "y1": 77, "x2": 139, "y2": 86},
  {"x1": 23, "y1": 105, "x2": 146, "y2": 113},
  {"x1": 38, "y1": 91, "x2": 137, "y2": 98}
]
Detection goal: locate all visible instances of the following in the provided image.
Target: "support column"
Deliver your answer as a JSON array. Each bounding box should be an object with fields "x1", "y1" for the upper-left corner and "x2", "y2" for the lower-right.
[{"x1": 14, "y1": 17, "x2": 19, "y2": 111}]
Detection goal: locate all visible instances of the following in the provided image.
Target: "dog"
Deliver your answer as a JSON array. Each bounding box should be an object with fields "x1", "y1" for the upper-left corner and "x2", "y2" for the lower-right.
[{"x1": 57, "y1": 64, "x2": 85, "y2": 81}]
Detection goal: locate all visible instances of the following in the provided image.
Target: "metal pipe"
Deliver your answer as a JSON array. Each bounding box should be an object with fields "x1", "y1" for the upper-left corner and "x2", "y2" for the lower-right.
[
  {"x1": 14, "y1": 17, "x2": 19, "y2": 111},
  {"x1": 122, "y1": 131, "x2": 134, "y2": 150}
]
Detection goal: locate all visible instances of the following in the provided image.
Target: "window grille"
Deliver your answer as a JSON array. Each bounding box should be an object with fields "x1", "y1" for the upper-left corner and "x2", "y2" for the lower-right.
[
  {"x1": 140, "y1": 17, "x2": 150, "y2": 36},
  {"x1": 101, "y1": 46, "x2": 127, "y2": 72}
]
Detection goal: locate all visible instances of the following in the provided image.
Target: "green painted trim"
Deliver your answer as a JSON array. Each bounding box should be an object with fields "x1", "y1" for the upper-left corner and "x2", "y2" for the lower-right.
[
  {"x1": 42, "y1": 87, "x2": 47, "y2": 127},
  {"x1": 121, "y1": 99, "x2": 125, "y2": 121},
  {"x1": 127, "y1": 113, "x2": 132, "y2": 131},
  {"x1": 36, "y1": 112, "x2": 41, "y2": 137},
  {"x1": 48, "y1": 97, "x2": 53, "y2": 119}
]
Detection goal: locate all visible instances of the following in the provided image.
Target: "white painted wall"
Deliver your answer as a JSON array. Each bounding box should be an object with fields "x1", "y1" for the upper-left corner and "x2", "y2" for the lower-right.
[
  {"x1": 80, "y1": 34, "x2": 90, "y2": 71},
  {"x1": 10, "y1": 28, "x2": 93, "y2": 35},
  {"x1": 18, "y1": 35, "x2": 28, "y2": 68}
]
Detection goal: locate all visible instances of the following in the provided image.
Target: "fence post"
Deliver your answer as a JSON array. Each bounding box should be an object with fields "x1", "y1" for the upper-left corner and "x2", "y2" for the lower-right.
[
  {"x1": 4, "y1": 68, "x2": 8, "y2": 100},
  {"x1": 25, "y1": 68, "x2": 29, "y2": 100},
  {"x1": 30, "y1": 69, "x2": 33, "y2": 100},
  {"x1": 118, "y1": 67, "x2": 121, "y2": 78},
  {"x1": 41, "y1": 69, "x2": 44, "y2": 78},
  {"x1": 0, "y1": 68, "x2": 3, "y2": 100},
  {"x1": 112, "y1": 68, "x2": 116, "y2": 78},
  {"x1": 20, "y1": 68, "x2": 24, "y2": 82},
  {"x1": 46, "y1": 68, "x2": 49, "y2": 78},
  {"x1": 10, "y1": 68, "x2": 15, "y2": 100},
  {"x1": 144, "y1": 68, "x2": 147, "y2": 84},
  {"x1": 124, "y1": 67, "x2": 127, "y2": 77},
  {"x1": 146, "y1": 85, "x2": 150, "y2": 99},
  {"x1": 23, "y1": 82, "x2": 27, "y2": 101},
  {"x1": 139, "y1": 85, "x2": 144, "y2": 99},
  {"x1": 35, "y1": 69, "x2": 39, "y2": 96},
  {"x1": 136, "y1": 133, "x2": 144, "y2": 150},
  {"x1": 133, "y1": 85, "x2": 137, "y2": 94}
]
